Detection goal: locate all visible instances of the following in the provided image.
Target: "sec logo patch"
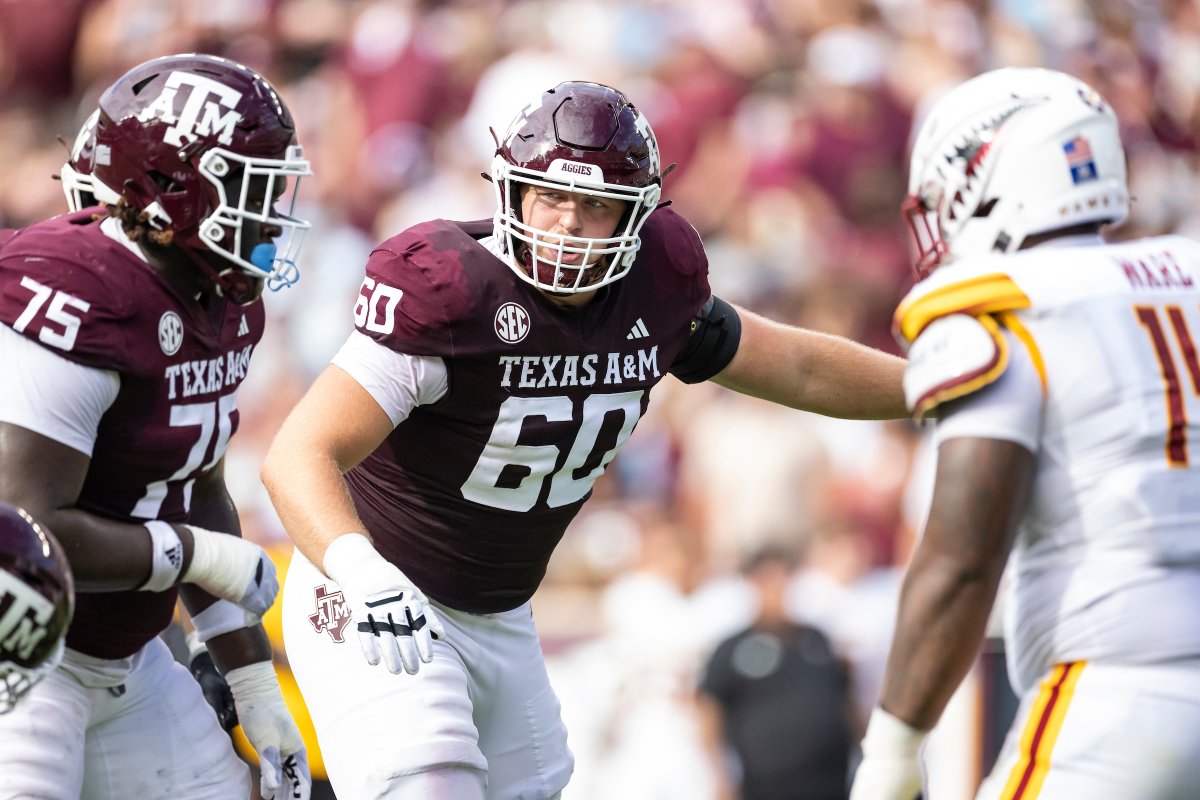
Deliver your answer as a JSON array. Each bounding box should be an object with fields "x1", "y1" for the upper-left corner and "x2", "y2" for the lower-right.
[
  {"x1": 495, "y1": 302, "x2": 530, "y2": 344},
  {"x1": 158, "y1": 311, "x2": 184, "y2": 355}
]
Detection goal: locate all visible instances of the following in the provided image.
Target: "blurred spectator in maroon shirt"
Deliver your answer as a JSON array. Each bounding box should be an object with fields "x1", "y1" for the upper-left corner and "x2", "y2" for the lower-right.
[{"x1": 0, "y1": 0, "x2": 91, "y2": 105}]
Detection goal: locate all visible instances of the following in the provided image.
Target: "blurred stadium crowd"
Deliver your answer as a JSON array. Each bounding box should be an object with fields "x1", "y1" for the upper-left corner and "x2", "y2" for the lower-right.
[{"x1": 3, "y1": 0, "x2": 1198, "y2": 797}]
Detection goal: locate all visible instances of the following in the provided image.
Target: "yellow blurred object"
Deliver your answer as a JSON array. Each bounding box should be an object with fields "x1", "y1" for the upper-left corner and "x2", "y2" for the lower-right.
[{"x1": 232, "y1": 543, "x2": 326, "y2": 780}]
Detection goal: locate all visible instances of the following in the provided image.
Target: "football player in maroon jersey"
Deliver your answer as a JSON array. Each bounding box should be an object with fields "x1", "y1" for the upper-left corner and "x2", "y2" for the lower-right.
[
  {"x1": 58, "y1": 106, "x2": 245, "y2": 738},
  {"x1": 264, "y1": 80, "x2": 907, "y2": 799},
  {"x1": 0, "y1": 54, "x2": 311, "y2": 799}
]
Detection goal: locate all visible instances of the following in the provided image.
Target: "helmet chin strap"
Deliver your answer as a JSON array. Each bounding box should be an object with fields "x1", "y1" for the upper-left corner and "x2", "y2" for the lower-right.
[
  {"x1": 177, "y1": 239, "x2": 265, "y2": 305},
  {"x1": 518, "y1": 242, "x2": 611, "y2": 292}
]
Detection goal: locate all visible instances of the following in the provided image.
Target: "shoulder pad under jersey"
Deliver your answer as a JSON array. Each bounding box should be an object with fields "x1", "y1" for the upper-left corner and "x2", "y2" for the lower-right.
[
  {"x1": 904, "y1": 312, "x2": 1009, "y2": 419},
  {"x1": 636, "y1": 206, "x2": 709, "y2": 288},
  {"x1": 451, "y1": 218, "x2": 494, "y2": 241},
  {"x1": 355, "y1": 220, "x2": 489, "y2": 358},
  {"x1": 893, "y1": 258, "x2": 1031, "y2": 348},
  {"x1": 0, "y1": 219, "x2": 139, "y2": 371}
]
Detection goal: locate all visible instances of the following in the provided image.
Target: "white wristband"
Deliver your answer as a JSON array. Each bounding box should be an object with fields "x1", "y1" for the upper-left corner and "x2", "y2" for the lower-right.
[
  {"x1": 190, "y1": 599, "x2": 254, "y2": 643},
  {"x1": 225, "y1": 660, "x2": 280, "y2": 700},
  {"x1": 182, "y1": 525, "x2": 258, "y2": 594},
  {"x1": 185, "y1": 630, "x2": 208, "y2": 661},
  {"x1": 140, "y1": 521, "x2": 184, "y2": 592},
  {"x1": 862, "y1": 707, "x2": 926, "y2": 757}
]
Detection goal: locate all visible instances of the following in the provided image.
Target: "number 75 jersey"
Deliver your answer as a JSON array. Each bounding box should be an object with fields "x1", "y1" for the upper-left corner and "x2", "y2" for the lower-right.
[
  {"x1": 0, "y1": 212, "x2": 263, "y2": 658},
  {"x1": 0, "y1": 212, "x2": 263, "y2": 522},
  {"x1": 895, "y1": 233, "x2": 1200, "y2": 689},
  {"x1": 344, "y1": 211, "x2": 710, "y2": 614}
]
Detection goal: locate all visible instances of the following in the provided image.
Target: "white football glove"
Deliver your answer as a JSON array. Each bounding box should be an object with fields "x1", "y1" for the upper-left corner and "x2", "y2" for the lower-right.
[
  {"x1": 849, "y1": 707, "x2": 926, "y2": 800},
  {"x1": 225, "y1": 661, "x2": 311, "y2": 800},
  {"x1": 323, "y1": 533, "x2": 446, "y2": 675},
  {"x1": 184, "y1": 525, "x2": 279, "y2": 618}
]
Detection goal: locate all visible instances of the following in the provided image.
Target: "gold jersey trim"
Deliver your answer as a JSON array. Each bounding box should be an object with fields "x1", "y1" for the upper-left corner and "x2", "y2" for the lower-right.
[{"x1": 895, "y1": 272, "x2": 1033, "y2": 345}]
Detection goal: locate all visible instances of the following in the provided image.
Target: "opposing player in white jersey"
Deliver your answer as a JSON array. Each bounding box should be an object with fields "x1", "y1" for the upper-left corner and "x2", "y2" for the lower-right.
[{"x1": 850, "y1": 67, "x2": 1200, "y2": 799}]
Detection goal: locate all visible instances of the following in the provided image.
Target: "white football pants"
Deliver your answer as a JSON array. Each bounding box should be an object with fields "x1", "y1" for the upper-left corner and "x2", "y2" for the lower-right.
[
  {"x1": 0, "y1": 636, "x2": 249, "y2": 799},
  {"x1": 977, "y1": 659, "x2": 1200, "y2": 799},
  {"x1": 283, "y1": 548, "x2": 574, "y2": 799}
]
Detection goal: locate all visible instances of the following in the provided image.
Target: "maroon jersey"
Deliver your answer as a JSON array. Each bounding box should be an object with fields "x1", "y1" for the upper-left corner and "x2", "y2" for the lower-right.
[
  {"x1": 349, "y1": 207, "x2": 710, "y2": 612},
  {"x1": 0, "y1": 212, "x2": 264, "y2": 658}
]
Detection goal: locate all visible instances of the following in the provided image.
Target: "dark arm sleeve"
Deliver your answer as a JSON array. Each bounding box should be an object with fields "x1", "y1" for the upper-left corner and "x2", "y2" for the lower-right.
[{"x1": 669, "y1": 295, "x2": 743, "y2": 384}]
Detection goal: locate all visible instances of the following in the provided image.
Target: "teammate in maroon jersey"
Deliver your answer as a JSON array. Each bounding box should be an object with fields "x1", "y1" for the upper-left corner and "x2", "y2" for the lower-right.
[
  {"x1": 58, "y1": 103, "x2": 245, "y2": 738},
  {"x1": 264, "y1": 81, "x2": 907, "y2": 799},
  {"x1": 0, "y1": 54, "x2": 311, "y2": 799}
]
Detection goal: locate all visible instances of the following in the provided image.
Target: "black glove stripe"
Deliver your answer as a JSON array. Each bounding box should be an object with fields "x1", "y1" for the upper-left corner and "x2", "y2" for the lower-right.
[
  {"x1": 283, "y1": 755, "x2": 302, "y2": 798},
  {"x1": 364, "y1": 593, "x2": 406, "y2": 608},
  {"x1": 359, "y1": 614, "x2": 414, "y2": 637}
]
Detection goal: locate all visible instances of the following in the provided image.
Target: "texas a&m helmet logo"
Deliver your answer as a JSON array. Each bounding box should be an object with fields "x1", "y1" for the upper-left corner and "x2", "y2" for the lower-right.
[
  {"x1": 137, "y1": 71, "x2": 244, "y2": 147},
  {"x1": 0, "y1": 570, "x2": 58, "y2": 663},
  {"x1": 309, "y1": 584, "x2": 350, "y2": 643}
]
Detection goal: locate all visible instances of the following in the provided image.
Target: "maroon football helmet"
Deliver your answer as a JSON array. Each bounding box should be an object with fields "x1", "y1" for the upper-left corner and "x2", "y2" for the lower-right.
[
  {"x1": 92, "y1": 53, "x2": 312, "y2": 303},
  {"x1": 0, "y1": 504, "x2": 74, "y2": 713},
  {"x1": 491, "y1": 81, "x2": 663, "y2": 293}
]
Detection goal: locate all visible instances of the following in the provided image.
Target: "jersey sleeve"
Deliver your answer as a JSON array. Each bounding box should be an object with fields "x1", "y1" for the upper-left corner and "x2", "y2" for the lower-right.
[
  {"x1": 904, "y1": 313, "x2": 1010, "y2": 418},
  {"x1": 0, "y1": 228, "x2": 136, "y2": 372},
  {"x1": 0, "y1": 324, "x2": 119, "y2": 455},
  {"x1": 330, "y1": 330, "x2": 449, "y2": 427},
  {"x1": 352, "y1": 222, "x2": 479, "y2": 359},
  {"x1": 894, "y1": 262, "x2": 1035, "y2": 417},
  {"x1": 932, "y1": 326, "x2": 1044, "y2": 453},
  {"x1": 637, "y1": 206, "x2": 712, "y2": 317}
]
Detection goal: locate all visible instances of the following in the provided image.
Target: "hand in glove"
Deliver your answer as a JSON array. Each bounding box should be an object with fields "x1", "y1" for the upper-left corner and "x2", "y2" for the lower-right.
[
  {"x1": 849, "y1": 707, "x2": 926, "y2": 800},
  {"x1": 186, "y1": 635, "x2": 238, "y2": 733},
  {"x1": 225, "y1": 661, "x2": 311, "y2": 800},
  {"x1": 323, "y1": 533, "x2": 445, "y2": 675}
]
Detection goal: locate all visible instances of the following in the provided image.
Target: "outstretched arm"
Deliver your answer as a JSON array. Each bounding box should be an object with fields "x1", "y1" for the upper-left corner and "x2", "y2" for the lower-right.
[
  {"x1": 0, "y1": 422, "x2": 270, "y2": 612},
  {"x1": 0, "y1": 421, "x2": 165, "y2": 590},
  {"x1": 712, "y1": 307, "x2": 908, "y2": 420}
]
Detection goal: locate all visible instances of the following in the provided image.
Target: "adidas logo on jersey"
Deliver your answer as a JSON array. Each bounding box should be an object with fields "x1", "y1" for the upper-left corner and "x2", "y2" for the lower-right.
[
  {"x1": 626, "y1": 318, "x2": 649, "y2": 340},
  {"x1": 237, "y1": 315, "x2": 249, "y2": 337}
]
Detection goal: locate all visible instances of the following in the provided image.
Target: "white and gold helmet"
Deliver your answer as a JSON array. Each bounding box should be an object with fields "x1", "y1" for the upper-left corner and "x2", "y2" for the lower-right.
[{"x1": 904, "y1": 67, "x2": 1129, "y2": 276}]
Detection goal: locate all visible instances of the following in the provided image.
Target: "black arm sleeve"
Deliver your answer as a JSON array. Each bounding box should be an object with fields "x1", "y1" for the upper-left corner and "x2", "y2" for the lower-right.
[{"x1": 669, "y1": 295, "x2": 743, "y2": 384}]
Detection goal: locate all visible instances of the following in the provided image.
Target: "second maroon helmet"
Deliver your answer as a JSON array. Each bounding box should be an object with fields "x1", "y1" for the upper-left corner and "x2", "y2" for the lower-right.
[
  {"x1": 92, "y1": 53, "x2": 312, "y2": 302},
  {"x1": 0, "y1": 504, "x2": 74, "y2": 713},
  {"x1": 491, "y1": 81, "x2": 663, "y2": 294}
]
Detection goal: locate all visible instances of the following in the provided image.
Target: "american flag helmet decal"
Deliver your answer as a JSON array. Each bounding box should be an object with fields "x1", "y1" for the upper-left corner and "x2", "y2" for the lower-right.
[{"x1": 1063, "y1": 135, "x2": 1098, "y2": 184}]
